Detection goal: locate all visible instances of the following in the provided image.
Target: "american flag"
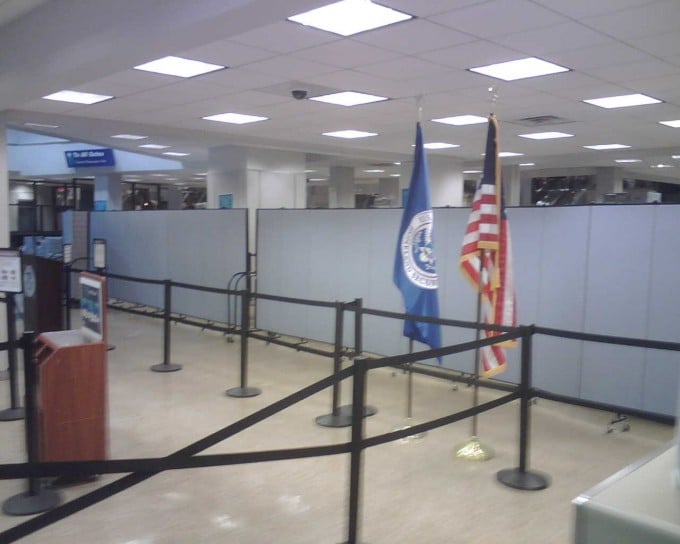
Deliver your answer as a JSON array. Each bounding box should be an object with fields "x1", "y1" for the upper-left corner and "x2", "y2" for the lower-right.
[{"x1": 459, "y1": 115, "x2": 517, "y2": 376}]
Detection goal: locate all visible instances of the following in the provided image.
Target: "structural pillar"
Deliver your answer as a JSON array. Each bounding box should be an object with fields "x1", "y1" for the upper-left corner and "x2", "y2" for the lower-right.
[
  {"x1": 400, "y1": 155, "x2": 464, "y2": 207},
  {"x1": 594, "y1": 167, "x2": 624, "y2": 200},
  {"x1": 502, "y1": 164, "x2": 521, "y2": 207},
  {"x1": 329, "y1": 166, "x2": 355, "y2": 208},
  {"x1": 94, "y1": 173, "x2": 123, "y2": 211},
  {"x1": 378, "y1": 177, "x2": 399, "y2": 207}
]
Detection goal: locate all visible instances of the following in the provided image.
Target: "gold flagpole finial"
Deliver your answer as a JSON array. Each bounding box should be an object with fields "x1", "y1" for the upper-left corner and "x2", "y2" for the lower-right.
[
  {"x1": 416, "y1": 94, "x2": 423, "y2": 124},
  {"x1": 488, "y1": 86, "x2": 499, "y2": 117}
]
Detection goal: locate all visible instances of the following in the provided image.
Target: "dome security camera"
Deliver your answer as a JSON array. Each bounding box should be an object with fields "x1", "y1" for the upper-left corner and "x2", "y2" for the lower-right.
[{"x1": 291, "y1": 89, "x2": 308, "y2": 100}]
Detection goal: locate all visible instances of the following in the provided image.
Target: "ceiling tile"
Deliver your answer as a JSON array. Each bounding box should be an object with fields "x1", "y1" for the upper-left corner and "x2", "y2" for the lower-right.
[
  {"x1": 491, "y1": 22, "x2": 612, "y2": 56},
  {"x1": 292, "y1": 39, "x2": 400, "y2": 69},
  {"x1": 531, "y1": 0, "x2": 658, "y2": 18},
  {"x1": 352, "y1": 19, "x2": 475, "y2": 54},
  {"x1": 589, "y1": 60, "x2": 679, "y2": 86},
  {"x1": 180, "y1": 39, "x2": 276, "y2": 67},
  {"x1": 626, "y1": 31, "x2": 680, "y2": 64},
  {"x1": 434, "y1": 0, "x2": 569, "y2": 39},
  {"x1": 550, "y1": 42, "x2": 654, "y2": 71},
  {"x1": 244, "y1": 55, "x2": 337, "y2": 80},
  {"x1": 582, "y1": 0, "x2": 680, "y2": 39},
  {"x1": 230, "y1": 20, "x2": 338, "y2": 53},
  {"x1": 418, "y1": 40, "x2": 522, "y2": 70},
  {"x1": 380, "y1": 0, "x2": 488, "y2": 17},
  {"x1": 356, "y1": 56, "x2": 449, "y2": 81}
]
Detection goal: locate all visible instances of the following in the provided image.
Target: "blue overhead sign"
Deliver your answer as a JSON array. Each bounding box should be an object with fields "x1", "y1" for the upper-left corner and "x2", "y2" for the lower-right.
[{"x1": 65, "y1": 148, "x2": 115, "y2": 168}]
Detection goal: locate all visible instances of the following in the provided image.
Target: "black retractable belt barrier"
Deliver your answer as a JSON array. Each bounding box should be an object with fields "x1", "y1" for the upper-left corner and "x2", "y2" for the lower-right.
[
  {"x1": 151, "y1": 279, "x2": 182, "y2": 373},
  {"x1": 497, "y1": 325, "x2": 550, "y2": 491},
  {"x1": 226, "y1": 290, "x2": 261, "y2": 398},
  {"x1": 2, "y1": 332, "x2": 61, "y2": 515},
  {"x1": 0, "y1": 294, "x2": 25, "y2": 421}
]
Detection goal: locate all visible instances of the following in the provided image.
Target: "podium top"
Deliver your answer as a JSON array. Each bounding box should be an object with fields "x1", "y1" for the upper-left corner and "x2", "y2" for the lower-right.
[{"x1": 38, "y1": 329, "x2": 102, "y2": 348}]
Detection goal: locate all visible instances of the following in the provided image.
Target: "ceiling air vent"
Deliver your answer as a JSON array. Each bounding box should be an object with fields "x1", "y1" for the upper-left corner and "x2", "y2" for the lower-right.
[{"x1": 514, "y1": 115, "x2": 573, "y2": 126}]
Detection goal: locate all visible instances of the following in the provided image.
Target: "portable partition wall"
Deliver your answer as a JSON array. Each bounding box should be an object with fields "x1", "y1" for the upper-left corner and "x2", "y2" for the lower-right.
[
  {"x1": 255, "y1": 205, "x2": 680, "y2": 418},
  {"x1": 88, "y1": 210, "x2": 248, "y2": 325}
]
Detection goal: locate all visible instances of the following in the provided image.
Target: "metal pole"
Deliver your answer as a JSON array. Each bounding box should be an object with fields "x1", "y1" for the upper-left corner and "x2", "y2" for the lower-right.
[
  {"x1": 471, "y1": 250, "x2": 485, "y2": 437},
  {"x1": 0, "y1": 294, "x2": 24, "y2": 421},
  {"x1": 353, "y1": 297, "x2": 363, "y2": 356},
  {"x1": 226, "y1": 290, "x2": 261, "y2": 397},
  {"x1": 346, "y1": 356, "x2": 368, "y2": 544},
  {"x1": 496, "y1": 325, "x2": 550, "y2": 490},
  {"x1": 64, "y1": 263, "x2": 72, "y2": 329},
  {"x1": 150, "y1": 280, "x2": 182, "y2": 372}
]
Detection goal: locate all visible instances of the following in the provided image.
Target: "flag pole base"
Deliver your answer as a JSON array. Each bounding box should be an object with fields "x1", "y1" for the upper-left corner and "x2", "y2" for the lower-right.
[
  {"x1": 454, "y1": 435, "x2": 494, "y2": 461},
  {"x1": 393, "y1": 417, "x2": 427, "y2": 443},
  {"x1": 315, "y1": 405, "x2": 377, "y2": 428},
  {"x1": 496, "y1": 468, "x2": 550, "y2": 491}
]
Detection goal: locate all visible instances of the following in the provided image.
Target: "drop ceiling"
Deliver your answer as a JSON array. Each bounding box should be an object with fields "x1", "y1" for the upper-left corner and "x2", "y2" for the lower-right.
[{"x1": 2, "y1": 0, "x2": 680, "y2": 184}]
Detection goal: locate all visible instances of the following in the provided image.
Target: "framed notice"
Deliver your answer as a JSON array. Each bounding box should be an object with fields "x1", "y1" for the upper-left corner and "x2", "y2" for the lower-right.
[
  {"x1": 0, "y1": 249, "x2": 22, "y2": 293},
  {"x1": 79, "y1": 272, "x2": 107, "y2": 342},
  {"x1": 63, "y1": 243, "x2": 73, "y2": 265},
  {"x1": 93, "y1": 238, "x2": 106, "y2": 270}
]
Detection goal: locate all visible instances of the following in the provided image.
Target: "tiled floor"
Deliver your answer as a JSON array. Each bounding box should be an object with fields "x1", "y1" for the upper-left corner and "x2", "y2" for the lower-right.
[{"x1": 0, "y1": 309, "x2": 674, "y2": 543}]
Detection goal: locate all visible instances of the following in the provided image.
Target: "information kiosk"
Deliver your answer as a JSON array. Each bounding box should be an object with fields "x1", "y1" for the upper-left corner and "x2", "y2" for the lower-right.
[{"x1": 33, "y1": 272, "x2": 108, "y2": 462}]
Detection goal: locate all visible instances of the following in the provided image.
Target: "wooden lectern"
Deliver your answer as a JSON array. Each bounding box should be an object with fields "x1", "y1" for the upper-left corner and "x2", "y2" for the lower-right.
[{"x1": 33, "y1": 273, "x2": 108, "y2": 462}]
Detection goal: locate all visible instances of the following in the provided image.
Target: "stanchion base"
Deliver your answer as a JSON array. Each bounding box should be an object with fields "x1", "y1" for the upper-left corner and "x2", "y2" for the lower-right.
[
  {"x1": 0, "y1": 369, "x2": 8, "y2": 381},
  {"x1": 150, "y1": 363, "x2": 183, "y2": 373},
  {"x1": 454, "y1": 436, "x2": 494, "y2": 461},
  {"x1": 338, "y1": 404, "x2": 378, "y2": 418},
  {"x1": 226, "y1": 386, "x2": 262, "y2": 398},
  {"x1": 496, "y1": 468, "x2": 550, "y2": 491},
  {"x1": 393, "y1": 418, "x2": 427, "y2": 443},
  {"x1": 0, "y1": 407, "x2": 25, "y2": 421},
  {"x1": 48, "y1": 474, "x2": 100, "y2": 488},
  {"x1": 315, "y1": 413, "x2": 352, "y2": 428},
  {"x1": 2, "y1": 488, "x2": 61, "y2": 516}
]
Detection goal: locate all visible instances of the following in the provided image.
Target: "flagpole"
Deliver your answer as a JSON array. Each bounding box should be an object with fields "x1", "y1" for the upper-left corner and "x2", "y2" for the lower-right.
[
  {"x1": 393, "y1": 339, "x2": 426, "y2": 442},
  {"x1": 454, "y1": 249, "x2": 494, "y2": 461}
]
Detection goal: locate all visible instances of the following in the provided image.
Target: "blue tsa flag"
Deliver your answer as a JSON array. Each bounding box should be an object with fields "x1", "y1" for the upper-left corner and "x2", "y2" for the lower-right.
[{"x1": 393, "y1": 122, "x2": 442, "y2": 354}]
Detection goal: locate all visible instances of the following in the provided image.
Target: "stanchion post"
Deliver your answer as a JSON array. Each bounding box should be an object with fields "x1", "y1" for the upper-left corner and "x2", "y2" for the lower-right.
[
  {"x1": 353, "y1": 297, "x2": 363, "y2": 356},
  {"x1": 64, "y1": 263, "x2": 72, "y2": 330},
  {"x1": 0, "y1": 293, "x2": 24, "y2": 421},
  {"x1": 2, "y1": 331, "x2": 61, "y2": 515},
  {"x1": 150, "y1": 279, "x2": 182, "y2": 373},
  {"x1": 345, "y1": 356, "x2": 368, "y2": 544},
  {"x1": 315, "y1": 302, "x2": 348, "y2": 426},
  {"x1": 226, "y1": 289, "x2": 261, "y2": 398},
  {"x1": 496, "y1": 325, "x2": 550, "y2": 490}
]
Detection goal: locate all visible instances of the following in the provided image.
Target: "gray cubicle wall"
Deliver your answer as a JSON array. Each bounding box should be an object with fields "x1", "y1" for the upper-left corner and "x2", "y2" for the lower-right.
[
  {"x1": 90, "y1": 210, "x2": 248, "y2": 324},
  {"x1": 256, "y1": 205, "x2": 680, "y2": 417}
]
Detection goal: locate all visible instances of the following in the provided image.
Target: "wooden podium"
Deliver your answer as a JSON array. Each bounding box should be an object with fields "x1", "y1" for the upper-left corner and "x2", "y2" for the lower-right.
[
  {"x1": 34, "y1": 330, "x2": 108, "y2": 461},
  {"x1": 33, "y1": 272, "x2": 109, "y2": 463}
]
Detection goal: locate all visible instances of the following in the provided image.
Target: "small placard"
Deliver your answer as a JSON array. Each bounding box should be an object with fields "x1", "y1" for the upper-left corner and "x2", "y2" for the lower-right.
[
  {"x1": 0, "y1": 249, "x2": 22, "y2": 293},
  {"x1": 93, "y1": 238, "x2": 106, "y2": 269},
  {"x1": 63, "y1": 243, "x2": 72, "y2": 265}
]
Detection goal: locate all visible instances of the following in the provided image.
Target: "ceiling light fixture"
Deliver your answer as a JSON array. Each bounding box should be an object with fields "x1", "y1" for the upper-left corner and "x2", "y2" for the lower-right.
[
  {"x1": 42, "y1": 90, "x2": 113, "y2": 104},
  {"x1": 432, "y1": 115, "x2": 487, "y2": 126},
  {"x1": 423, "y1": 142, "x2": 459, "y2": 149},
  {"x1": 651, "y1": 164, "x2": 673, "y2": 168},
  {"x1": 584, "y1": 144, "x2": 631, "y2": 150},
  {"x1": 288, "y1": 0, "x2": 413, "y2": 37},
  {"x1": 583, "y1": 93, "x2": 662, "y2": 109},
  {"x1": 310, "y1": 91, "x2": 388, "y2": 106},
  {"x1": 659, "y1": 120, "x2": 680, "y2": 128},
  {"x1": 469, "y1": 57, "x2": 569, "y2": 81},
  {"x1": 134, "y1": 56, "x2": 225, "y2": 78},
  {"x1": 463, "y1": 170, "x2": 482, "y2": 174},
  {"x1": 163, "y1": 151, "x2": 190, "y2": 157},
  {"x1": 322, "y1": 130, "x2": 377, "y2": 139},
  {"x1": 112, "y1": 134, "x2": 148, "y2": 140},
  {"x1": 363, "y1": 169, "x2": 385, "y2": 173},
  {"x1": 615, "y1": 159, "x2": 642, "y2": 163},
  {"x1": 24, "y1": 122, "x2": 60, "y2": 129},
  {"x1": 202, "y1": 113, "x2": 268, "y2": 124},
  {"x1": 519, "y1": 163, "x2": 536, "y2": 166},
  {"x1": 139, "y1": 144, "x2": 170, "y2": 149},
  {"x1": 518, "y1": 131, "x2": 573, "y2": 140},
  {"x1": 499, "y1": 152, "x2": 524, "y2": 157}
]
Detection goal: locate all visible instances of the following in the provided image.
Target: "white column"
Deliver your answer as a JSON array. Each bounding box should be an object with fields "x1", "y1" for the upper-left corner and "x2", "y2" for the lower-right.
[
  {"x1": 429, "y1": 155, "x2": 464, "y2": 207},
  {"x1": 329, "y1": 166, "x2": 355, "y2": 208},
  {"x1": 502, "y1": 164, "x2": 521, "y2": 206},
  {"x1": 595, "y1": 167, "x2": 624, "y2": 198},
  {"x1": 378, "y1": 177, "x2": 399, "y2": 207},
  {"x1": 207, "y1": 145, "x2": 249, "y2": 209},
  {"x1": 94, "y1": 174, "x2": 123, "y2": 211}
]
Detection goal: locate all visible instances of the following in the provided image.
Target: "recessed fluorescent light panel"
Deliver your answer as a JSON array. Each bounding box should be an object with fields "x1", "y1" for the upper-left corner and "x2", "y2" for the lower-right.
[
  {"x1": 432, "y1": 115, "x2": 487, "y2": 126},
  {"x1": 463, "y1": 170, "x2": 482, "y2": 174},
  {"x1": 139, "y1": 144, "x2": 169, "y2": 149},
  {"x1": 499, "y1": 152, "x2": 524, "y2": 157},
  {"x1": 288, "y1": 0, "x2": 413, "y2": 36},
  {"x1": 469, "y1": 57, "x2": 569, "y2": 81},
  {"x1": 323, "y1": 130, "x2": 378, "y2": 139},
  {"x1": 363, "y1": 169, "x2": 384, "y2": 173},
  {"x1": 519, "y1": 163, "x2": 536, "y2": 166},
  {"x1": 424, "y1": 142, "x2": 459, "y2": 149},
  {"x1": 659, "y1": 120, "x2": 680, "y2": 128},
  {"x1": 24, "y1": 122, "x2": 60, "y2": 128},
  {"x1": 112, "y1": 134, "x2": 147, "y2": 140},
  {"x1": 651, "y1": 164, "x2": 673, "y2": 168},
  {"x1": 310, "y1": 91, "x2": 388, "y2": 106},
  {"x1": 202, "y1": 113, "x2": 268, "y2": 124},
  {"x1": 583, "y1": 93, "x2": 661, "y2": 109},
  {"x1": 134, "y1": 56, "x2": 225, "y2": 78},
  {"x1": 42, "y1": 90, "x2": 113, "y2": 104},
  {"x1": 323, "y1": 130, "x2": 377, "y2": 139},
  {"x1": 672, "y1": 155, "x2": 680, "y2": 159},
  {"x1": 163, "y1": 151, "x2": 189, "y2": 157},
  {"x1": 615, "y1": 159, "x2": 642, "y2": 163},
  {"x1": 584, "y1": 144, "x2": 630, "y2": 150},
  {"x1": 519, "y1": 131, "x2": 573, "y2": 140}
]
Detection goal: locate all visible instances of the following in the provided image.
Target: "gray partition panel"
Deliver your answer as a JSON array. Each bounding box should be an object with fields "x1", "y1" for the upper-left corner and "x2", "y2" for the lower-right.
[
  {"x1": 90, "y1": 210, "x2": 247, "y2": 324},
  {"x1": 642, "y1": 206, "x2": 680, "y2": 415},
  {"x1": 580, "y1": 206, "x2": 654, "y2": 410}
]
